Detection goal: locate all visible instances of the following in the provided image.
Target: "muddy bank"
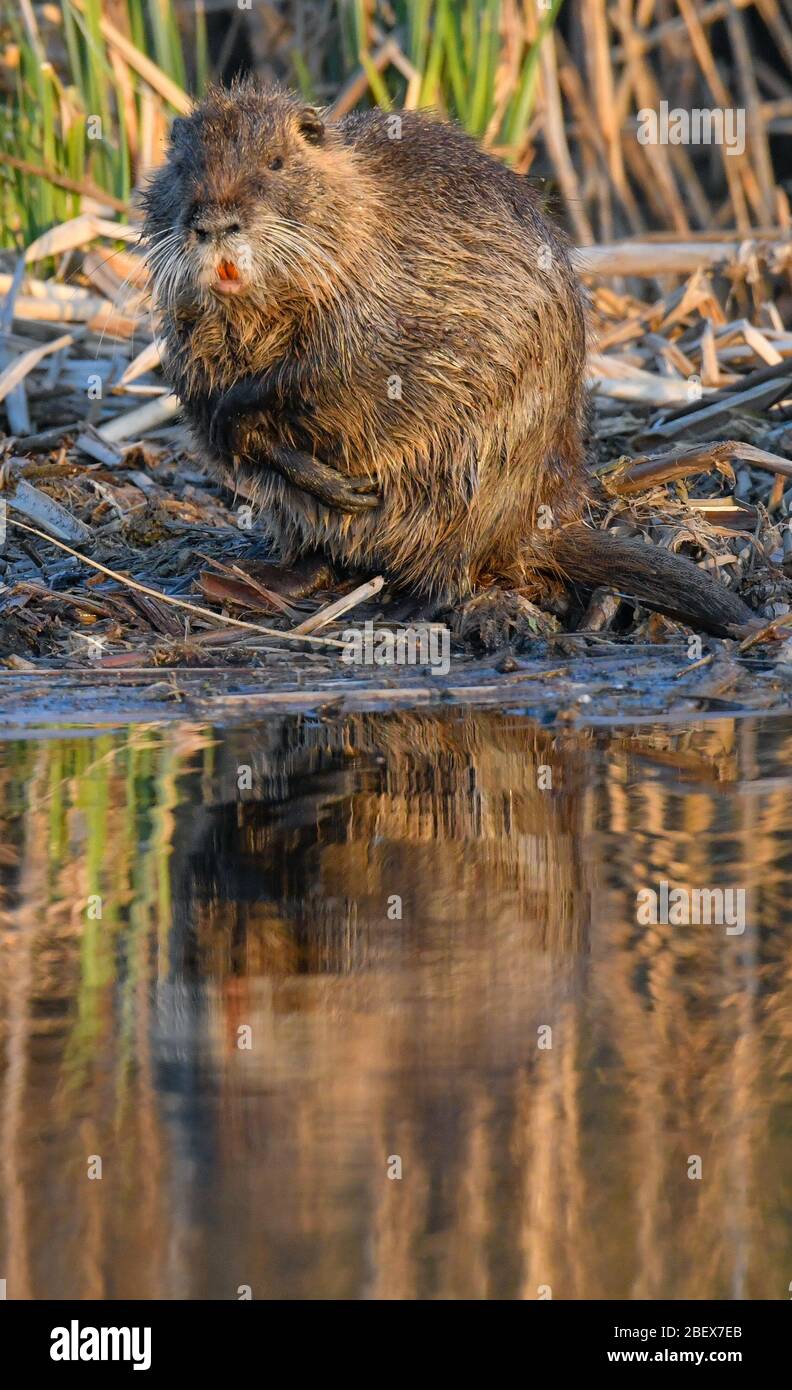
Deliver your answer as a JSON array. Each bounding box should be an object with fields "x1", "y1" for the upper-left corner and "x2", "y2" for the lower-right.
[{"x1": 1, "y1": 638, "x2": 791, "y2": 730}]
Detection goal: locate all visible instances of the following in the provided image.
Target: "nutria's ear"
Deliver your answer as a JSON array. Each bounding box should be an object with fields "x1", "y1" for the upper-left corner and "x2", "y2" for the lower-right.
[
  {"x1": 169, "y1": 116, "x2": 189, "y2": 148},
  {"x1": 298, "y1": 106, "x2": 325, "y2": 145}
]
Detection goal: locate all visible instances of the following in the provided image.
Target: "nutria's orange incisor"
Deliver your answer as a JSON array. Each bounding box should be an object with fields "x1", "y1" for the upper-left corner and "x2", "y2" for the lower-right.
[{"x1": 142, "y1": 78, "x2": 753, "y2": 641}]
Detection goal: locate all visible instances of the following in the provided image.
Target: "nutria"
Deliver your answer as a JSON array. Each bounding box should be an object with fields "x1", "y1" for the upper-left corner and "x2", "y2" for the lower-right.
[{"x1": 142, "y1": 78, "x2": 753, "y2": 642}]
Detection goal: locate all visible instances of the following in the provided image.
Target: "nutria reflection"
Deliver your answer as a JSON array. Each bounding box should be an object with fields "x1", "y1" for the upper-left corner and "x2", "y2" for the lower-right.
[
  {"x1": 1, "y1": 715, "x2": 791, "y2": 1299},
  {"x1": 170, "y1": 710, "x2": 592, "y2": 978}
]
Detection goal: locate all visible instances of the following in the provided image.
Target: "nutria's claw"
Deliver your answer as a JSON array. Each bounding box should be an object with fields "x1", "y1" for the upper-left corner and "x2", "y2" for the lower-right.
[
  {"x1": 266, "y1": 446, "x2": 380, "y2": 512},
  {"x1": 304, "y1": 470, "x2": 381, "y2": 513},
  {"x1": 341, "y1": 477, "x2": 380, "y2": 504},
  {"x1": 331, "y1": 490, "x2": 381, "y2": 512}
]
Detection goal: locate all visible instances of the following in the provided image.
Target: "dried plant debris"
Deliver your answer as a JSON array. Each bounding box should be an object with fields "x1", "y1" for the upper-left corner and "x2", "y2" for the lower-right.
[{"x1": 1, "y1": 216, "x2": 792, "y2": 720}]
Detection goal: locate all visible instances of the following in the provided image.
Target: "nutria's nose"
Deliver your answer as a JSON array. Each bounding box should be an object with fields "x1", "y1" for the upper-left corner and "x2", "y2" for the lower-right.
[{"x1": 190, "y1": 210, "x2": 242, "y2": 240}]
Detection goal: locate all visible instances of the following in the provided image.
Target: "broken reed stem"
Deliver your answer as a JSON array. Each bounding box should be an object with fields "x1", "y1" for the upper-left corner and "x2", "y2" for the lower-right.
[
  {"x1": 290, "y1": 577, "x2": 385, "y2": 635},
  {"x1": 4, "y1": 519, "x2": 348, "y2": 650},
  {"x1": 739, "y1": 609, "x2": 792, "y2": 652},
  {"x1": 0, "y1": 152, "x2": 131, "y2": 216}
]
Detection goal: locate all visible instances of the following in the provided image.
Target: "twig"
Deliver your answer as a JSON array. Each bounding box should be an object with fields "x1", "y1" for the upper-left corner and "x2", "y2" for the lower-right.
[
  {"x1": 739, "y1": 610, "x2": 792, "y2": 651},
  {"x1": 0, "y1": 152, "x2": 130, "y2": 215},
  {"x1": 649, "y1": 377, "x2": 792, "y2": 439},
  {"x1": 4, "y1": 475, "x2": 92, "y2": 544},
  {"x1": 0, "y1": 334, "x2": 74, "y2": 404},
  {"x1": 98, "y1": 394, "x2": 182, "y2": 441},
  {"x1": 575, "y1": 241, "x2": 777, "y2": 277},
  {"x1": 290, "y1": 576, "x2": 385, "y2": 635},
  {"x1": 4, "y1": 519, "x2": 348, "y2": 650},
  {"x1": 602, "y1": 440, "x2": 792, "y2": 492}
]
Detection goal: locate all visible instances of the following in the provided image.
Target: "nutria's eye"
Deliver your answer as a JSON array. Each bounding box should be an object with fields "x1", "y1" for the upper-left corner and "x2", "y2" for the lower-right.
[{"x1": 268, "y1": 156, "x2": 284, "y2": 172}]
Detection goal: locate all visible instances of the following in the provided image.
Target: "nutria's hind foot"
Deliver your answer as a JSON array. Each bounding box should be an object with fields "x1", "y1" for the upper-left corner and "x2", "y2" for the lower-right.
[
  {"x1": 449, "y1": 588, "x2": 560, "y2": 652},
  {"x1": 243, "y1": 552, "x2": 338, "y2": 600},
  {"x1": 383, "y1": 595, "x2": 441, "y2": 624}
]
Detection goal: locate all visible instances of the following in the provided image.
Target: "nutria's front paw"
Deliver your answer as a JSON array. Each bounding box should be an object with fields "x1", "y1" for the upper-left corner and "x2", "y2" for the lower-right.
[
  {"x1": 272, "y1": 448, "x2": 380, "y2": 512},
  {"x1": 310, "y1": 469, "x2": 381, "y2": 513}
]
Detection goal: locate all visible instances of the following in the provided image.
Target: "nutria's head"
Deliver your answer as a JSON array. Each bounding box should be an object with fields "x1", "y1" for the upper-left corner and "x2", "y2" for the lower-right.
[{"x1": 142, "y1": 79, "x2": 361, "y2": 314}]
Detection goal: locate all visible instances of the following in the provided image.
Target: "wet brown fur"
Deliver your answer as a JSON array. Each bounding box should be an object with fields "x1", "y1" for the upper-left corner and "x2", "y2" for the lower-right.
[{"x1": 143, "y1": 79, "x2": 753, "y2": 638}]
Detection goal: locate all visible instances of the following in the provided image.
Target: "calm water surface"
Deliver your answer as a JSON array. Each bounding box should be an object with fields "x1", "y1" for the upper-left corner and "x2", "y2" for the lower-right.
[{"x1": 0, "y1": 710, "x2": 790, "y2": 1299}]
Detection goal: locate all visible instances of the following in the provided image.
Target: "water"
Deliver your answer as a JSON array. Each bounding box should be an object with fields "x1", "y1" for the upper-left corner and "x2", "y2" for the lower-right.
[{"x1": 0, "y1": 710, "x2": 790, "y2": 1300}]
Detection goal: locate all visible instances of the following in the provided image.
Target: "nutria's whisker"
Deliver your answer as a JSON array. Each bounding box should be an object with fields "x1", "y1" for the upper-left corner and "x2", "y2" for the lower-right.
[
  {"x1": 266, "y1": 246, "x2": 334, "y2": 305},
  {"x1": 276, "y1": 220, "x2": 340, "y2": 274},
  {"x1": 150, "y1": 242, "x2": 190, "y2": 318},
  {"x1": 264, "y1": 228, "x2": 338, "y2": 300}
]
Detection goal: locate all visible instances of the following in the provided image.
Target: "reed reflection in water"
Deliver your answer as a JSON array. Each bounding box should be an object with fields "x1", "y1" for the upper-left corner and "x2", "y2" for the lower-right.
[{"x1": 0, "y1": 711, "x2": 790, "y2": 1299}]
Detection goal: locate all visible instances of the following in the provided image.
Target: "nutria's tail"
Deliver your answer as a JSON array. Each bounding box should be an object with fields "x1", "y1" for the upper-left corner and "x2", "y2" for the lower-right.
[{"x1": 550, "y1": 523, "x2": 756, "y2": 637}]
